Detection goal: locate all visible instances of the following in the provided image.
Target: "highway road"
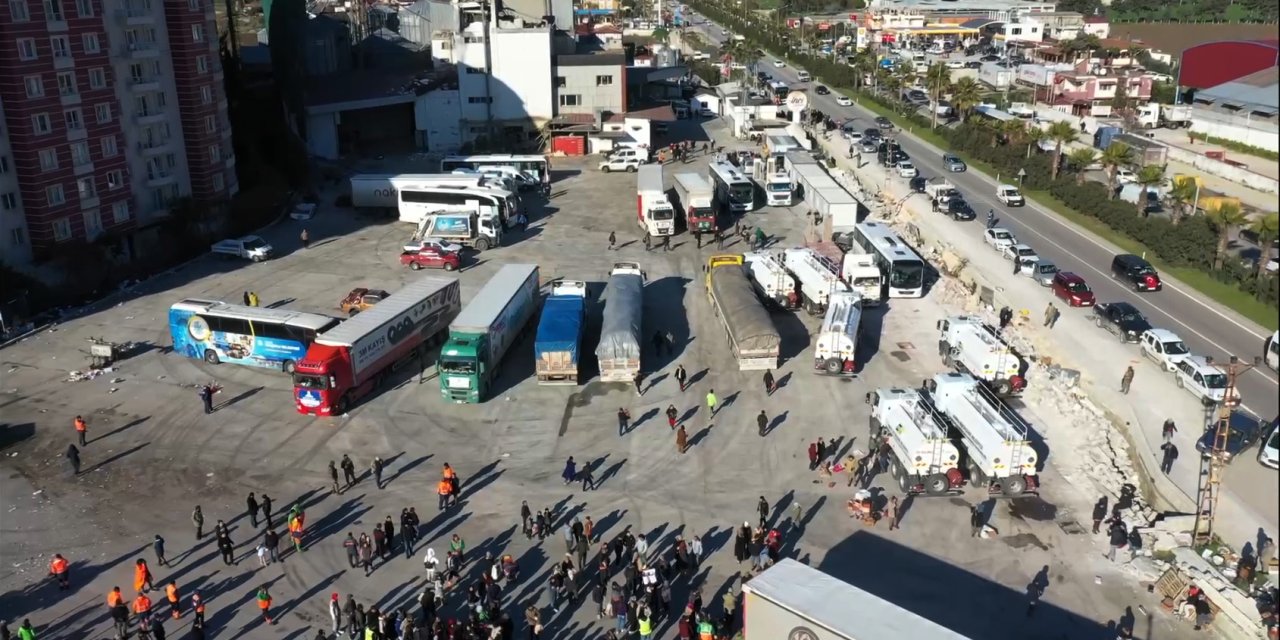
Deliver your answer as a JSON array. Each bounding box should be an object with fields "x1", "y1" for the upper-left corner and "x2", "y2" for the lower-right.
[{"x1": 686, "y1": 17, "x2": 1278, "y2": 529}]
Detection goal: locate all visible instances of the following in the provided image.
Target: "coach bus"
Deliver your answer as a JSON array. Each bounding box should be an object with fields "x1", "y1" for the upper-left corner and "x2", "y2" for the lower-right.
[
  {"x1": 849, "y1": 221, "x2": 926, "y2": 298},
  {"x1": 440, "y1": 154, "x2": 550, "y2": 186},
  {"x1": 169, "y1": 299, "x2": 339, "y2": 373},
  {"x1": 397, "y1": 185, "x2": 518, "y2": 227},
  {"x1": 709, "y1": 160, "x2": 755, "y2": 212}
]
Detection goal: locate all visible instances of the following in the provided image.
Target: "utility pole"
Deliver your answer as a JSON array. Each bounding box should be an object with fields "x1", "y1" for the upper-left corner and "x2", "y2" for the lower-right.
[{"x1": 1191, "y1": 355, "x2": 1259, "y2": 546}]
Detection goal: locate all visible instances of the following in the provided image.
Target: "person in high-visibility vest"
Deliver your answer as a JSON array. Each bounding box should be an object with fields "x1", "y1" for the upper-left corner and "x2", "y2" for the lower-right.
[
  {"x1": 637, "y1": 610, "x2": 653, "y2": 639},
  {"x1": 166, "y1": 580, "x2": 181, "y2": 619},
  {"x1": 133, "y1": 558, "x2": 154, "y2": 593},
  {"x1": 49, "y1": 554, "x2": 70, "y2": 590},
  {"x1": 256, "y1": 585, "x2": 274, "y2": 625},
  {"x1": 288, "y1": 515, "x2": 305, "y2": 553},
  {"x1": 107, "y1": 587, "x2": 125, "y2": 609},
  {"x1": 437, "y1": 479, "x2": 451, "y2": 511},
  {"x1": 74, "y1": 416, "x2": 88, "y2": 447},
  {"x1": 133, "y1": 591, "x2": 153, "y2": 623}
]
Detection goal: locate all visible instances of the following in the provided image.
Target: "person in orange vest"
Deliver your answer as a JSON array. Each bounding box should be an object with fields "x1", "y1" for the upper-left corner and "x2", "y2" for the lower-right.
[
  {"x1": 108, "y1": 587, "x2": 129, "y2": 638},
  {"x1": 133, "y1": 590, "x2": 153, "y2": 624},
  {"x1": 443, "y1": 463, "x2": 459, "y2": 499},
  {"x1": 437, "y1": 478, "x2": 451, "y2": 511},
  {"x1": 133, "y1": 558, "x2": 154, "y2": 593},
  {"x1": 256, "y1": 584, "x2": 274, "y2": 625},
  {"x1": 74, "y1": 416, "x2": 88, "y2": 447},
  {"x1": 288, "y1": 515, "x2": 305, "y2": 553},
  {"x1": 107, "y1": 586, "x2": 125, "y2": 609},
  {"x1": 191, "y1": 590, "x2": 206, "y2": 626},
  {"x1": 165, "y1": 580, "x2": 181, "y2": 619},
  {"x1": 49, "y1": 553, "x2": 70, "y2": 590}
]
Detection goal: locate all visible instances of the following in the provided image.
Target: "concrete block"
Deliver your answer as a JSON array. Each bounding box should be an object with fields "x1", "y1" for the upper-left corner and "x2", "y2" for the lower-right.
[{"x1": 1155, "y1": 515, "x2": 1197, "y2": 533}]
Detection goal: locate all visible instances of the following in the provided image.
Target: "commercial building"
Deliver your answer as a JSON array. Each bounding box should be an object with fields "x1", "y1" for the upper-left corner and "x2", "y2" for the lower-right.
[
  {"x1": 1189, "y1": 67, "x2": 1279, "y2": 152},
  {"x1": 1178, "y1": 39, "x2": 1278, "y2": 91},
  {"x1": 0, "y1": 0, "x2": 235, "y2": 266}
]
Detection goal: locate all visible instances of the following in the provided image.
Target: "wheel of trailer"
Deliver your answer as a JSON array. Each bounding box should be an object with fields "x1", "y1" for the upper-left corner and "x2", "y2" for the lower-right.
[
  {"x1": 627, "y1": 166, "x2": 637, "y2": 173},
  {"x1": 993, "y1": 378, "x2": 1012, "y2": 396},
  {"x1": 475, "y1": 238, "x2": 490, "y2": 252},
  {"x1": 204, "y1": 349, "x2": 221, "y2": 365},
  {"x1": 895, "y1": 463, "x2": 908, "y2": 493},
  {"x1": 925, "y1": 473, "x2": 950, "y2": 495},
  {"x1": 410, "y1": 261, "x2": 423, "y2": 270},
  {"x1": 823, "y1": 357, "x2": 843, "y2": 375},
  {"x1": 1002, "y1": 475, "x2": 1028, "y2": 497},
  {"x1": 282, "y1": 360, "x2": 296, "y2": 374},
  {"x1": 968, "y1": 462, "x2": 984, "y2": 486}
]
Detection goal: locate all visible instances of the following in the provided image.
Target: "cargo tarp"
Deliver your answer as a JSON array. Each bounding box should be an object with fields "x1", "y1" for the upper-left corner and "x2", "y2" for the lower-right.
[
  {"x1": 711, "y1": 265, "x2": 780, "y2": 353},
  {"x1": 535, "y1": 296, "x2": 584, "y2": 359},
  {"x1": 595, "y1": 273, "x2": 643, "y2": 361}
]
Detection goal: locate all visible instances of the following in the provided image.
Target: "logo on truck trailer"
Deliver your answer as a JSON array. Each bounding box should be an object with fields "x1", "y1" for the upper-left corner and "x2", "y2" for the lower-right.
[{"x1": 351, "y1": 286, "x2": 460, "y2": 374}]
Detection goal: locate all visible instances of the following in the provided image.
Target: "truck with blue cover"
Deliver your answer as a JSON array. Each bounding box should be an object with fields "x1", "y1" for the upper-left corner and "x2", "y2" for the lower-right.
[
  {"x1": 535, "y1": 280, "x2": 588, "y2": 384},
  {"x1": 439, "y1": 263, "x2": 540, "y2": 403}
]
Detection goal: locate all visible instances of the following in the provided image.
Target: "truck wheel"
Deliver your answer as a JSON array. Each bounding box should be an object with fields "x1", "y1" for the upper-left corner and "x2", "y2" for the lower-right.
[
  {"x1": 1002, "y1": 475, "x2": 1028, "y2": 497},
  {"x1": 925, "y1": 473, "x2": 950, "y2": 495},
  {"x1": 443, "y1": 262, "x2": 455, "y2": 272},
  {"x1": 968, "y1": 462, "x2": 984, "y2": 486},
  {"x1": 410, "y1": 261, "x2": 423, "y2": 270},
  {"x1": 823, "y1": 357, "x2": 843, "y2": 375},
  {"x1": 993, "y1": 379, "x2": 1012, "y2": 396},
  {"x1": 475, "y1": 238, "x2": 490, "y2": 252},
  {"x1": 204, "y1": 350, "x2": 220, "y2": 365},
  {"x1": 282, "y1": 360, "x2": 296, "y2": 374}
]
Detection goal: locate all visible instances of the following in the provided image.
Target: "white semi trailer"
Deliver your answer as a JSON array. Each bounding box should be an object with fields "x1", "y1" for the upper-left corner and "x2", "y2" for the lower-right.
[
  {"x1": 866, "y1": 383, "x2": 963, "y2": 495},
  {"x1": 813, "y1": 291, "x2": 862, "y2": 375},
  {"x1": 744, "y1": 252, "x2": 798, "y2": 309},
  {"x1": 928, "y1": 372, "x2": 1038, "y2": 496},
  {"x1": 783, "y1": 247, "x2": 851, "y2": 315},
  {"x1": 937, "y1": 315, "x2": 1026, "y2": 396}
]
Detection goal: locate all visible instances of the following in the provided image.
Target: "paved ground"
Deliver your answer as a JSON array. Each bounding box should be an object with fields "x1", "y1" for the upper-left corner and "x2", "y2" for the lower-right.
[{"x1": 0, "y1": 145, "x2": 1208, "y2": 639}]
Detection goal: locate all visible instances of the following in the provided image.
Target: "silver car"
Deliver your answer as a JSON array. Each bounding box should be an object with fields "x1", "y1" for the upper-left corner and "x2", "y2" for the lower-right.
[{"x1": 1023, "y1": 260, "x2": 1058, "y2": 286}]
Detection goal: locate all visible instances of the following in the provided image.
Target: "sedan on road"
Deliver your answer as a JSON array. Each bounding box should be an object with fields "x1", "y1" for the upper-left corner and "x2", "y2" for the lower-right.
[
  {"x1": 836, "y1": 96, "x2": 853, "y2": 107},
  {"x1": 1052, "y1": 272, "x2": 1096, "y2": 307},
  {"x1": 815, "y1": 85, "x2": 830, "y2": 95},
  {"x1": 1023, "y1": 260, "x2": 1058, "y2": 286},
  {"x1": 984, "y1": 227, "x2": 1017, "y2": 252},
  {"x1": 774, "y1": 59, "x2": 785, "y2": 67},
  {"x1": 964, "y1": 60, "x2": 982, "y2": 68},
  {"x1": 1195, "y1": 414, "x2": 1263, "y2": 463},
  {"x1": 980, "y1": 54, "x2": 1001, "y2": 62},
  {"x1": 875, "y1": 116, "x2": 894, "y2": 129}
]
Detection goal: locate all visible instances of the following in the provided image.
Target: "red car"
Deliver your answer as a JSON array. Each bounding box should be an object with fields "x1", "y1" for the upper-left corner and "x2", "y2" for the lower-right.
[
  {"x1": 399, "y1": 248, "x2": 460, "y2": 271},
  {"x1": 1052, "y1": 272, "x2": 1096, "y2": 307}
]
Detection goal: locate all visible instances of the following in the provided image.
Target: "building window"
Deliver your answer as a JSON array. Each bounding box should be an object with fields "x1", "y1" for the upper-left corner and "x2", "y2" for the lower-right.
[
  {"x1": 32, "y1": 113, "x2": 53, "y2": 135},
  {"x1": 204, "y1": 115, "x2": 216, "y2": 133},
  {"x1": 84, "y1": 209, "x2": 103, "y2": 237},
  {"x1": 95, "y1": 103, "x2": 111, "y2": 123},
  {"x1": 77, "y1": 177, "x2": 96, "y2": 200},
  {"x1": 10, "y1": 228, "x2": 26, "y2": 247},
  {"x1": 100, "y1": 135, "x2": 117, "y2": 157},
  {"x1": 554, "y1": 76, "x2": 566, "y2": 87},
  {"x1": 200, "y1": 86, "x2": 212, "y2": 104},
  {"x1": 113, "y1": 201, "x2": 130, "y2": 222},
  {"x1": 467, "y1": 96, "x2": 492, "y2": 104},
  {"x1": 70, "y1": 141, "x2": 89, "y2": 165},
  {"x1": 50, "y1": 35, "x2": 70, "y2": 59},
  {"x1": 10, "y1": 0, "x2": 30, "y2": 21},
  {"x1": 43, "y1": 0, "x2": 63, "y2": 20},
  {"x1": 17, "y1": 38, "x2": 38, "y2": 60},
  {"x1": 212, "y1": 173, "x2": 225, "y2": 192},
  {"x1": 39, "y1": 148, "x2": 59, "y2": 171},
  {"x1": 63, "y1": 108, "x2": 82, "y2": 130},
  {"x1": 107, "y1": 170, "x2": 123, "y2": 189},
  {"x1": 57, "y1": 71, "x2": 76, "y2": 96},
  {"x1": 465, "y1": 66, "x2": 485, "y2": 74},
  {"x1": 463, "y1": 35, "x2": 484, "y2": 44},
  {"x1": 52, "y1": 217, "x2": 72, "y2": 241},
  {"x1": 1, "y1": 193, "x2": 18, "y2": 210},
  {"x1": 74, "y1": 0, "x2": 90, "y2": 17},
  {"x1": 0, "y1": 155, "x2": 8, "y2": 174},
  {"x1": 209, "y1": 145, "x2": 221, "y2": 162},
  {"x1": 196, "y1": 55, "x2": 208, "y2": 73},
  {"x1": 596, "y1": 75, "x2": 613, "y2": 86},
  {"x1": 82, "y1": 32, "x2": 100, "y2": 54},
  {"x1": 191, "y1": 24, "x2": 203, "y2": 42},
  {"x1": 187, "y1": 0, "x2": 200, "y2": 9},
  {"x1": 88, "y1": 67, "x2": 106, "y2": 89},
  {"x1": 47, "y1": 184, "x2": 66, "y2": 206},
  {"x1": 24, "y1": 75, "x2": 44, "y2": 98},
  {"x1": 558, "y1": 94, "x2": 582, "y2": 107}
]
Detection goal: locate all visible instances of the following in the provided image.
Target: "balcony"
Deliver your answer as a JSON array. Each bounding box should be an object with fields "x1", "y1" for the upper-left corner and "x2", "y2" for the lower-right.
[
  {"x1": 137, "y1": 140, "x2": 171, "y2": 155},
  {"x1": 115, "y1": 8, "x2": 155, "y2": 25},
  {"x1": 129, "y1": 77, "x2": 162, "y2": 92},
  {"x1": 122, "y1": 42, "x2": 160, "y2": 59},
  {"x1": 146, "y1": 172, "x2": 176, "y2": 188},
  {"x1": 73, "y1": 160, "x2": 94, "y2": 176},
  {"x1": 134, "y1": 109, "x2": 168, "y2": 126}
]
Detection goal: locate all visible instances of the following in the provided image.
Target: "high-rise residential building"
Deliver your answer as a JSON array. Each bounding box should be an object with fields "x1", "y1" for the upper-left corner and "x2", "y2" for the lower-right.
[{"x1": 0, "y1": 0, "x2": 237, "y2": 267}]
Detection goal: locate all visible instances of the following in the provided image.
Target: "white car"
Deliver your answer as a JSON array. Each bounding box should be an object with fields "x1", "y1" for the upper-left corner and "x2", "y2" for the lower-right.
[
  {"x1": 598, "y1": 156, "x2": 640, "y2": 173},
  {"x1": 895, "y1": 160, "x2": 918, "y2": 178},
  {"x1": 1002, "y1": 243, "x2": 1039, "y2": 264},
  {"x1": 1116, "y1": 168, "x2": 1137, "y2": 184},
  {"x1": 945, "y1": 60, "x2": 964, "y2": 69},
  {"x1": 984, "y1": 227, "x2": 1016, "y2": 252},
  {"x1": 773, "y1": 59, "x2": 785, "y2": 67},
  {"x1": 1260, "y1": 419, "x2": 1278, "y2": 469},
  {"x1": 1139, "y1": 328, "x2": 1191, "y2": 372},
  {"x1": 835, "y1": 96, "x2": 853, "y2": 107},
  {"x1": 842, "y1": 130, "x2": 863, "y2": 143},
  {"x1": 289, "y1": 202, "x2": 317, "y2": 220}
]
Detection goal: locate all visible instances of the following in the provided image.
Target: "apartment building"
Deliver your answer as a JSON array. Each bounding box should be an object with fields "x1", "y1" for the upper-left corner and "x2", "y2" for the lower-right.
[{"x1": 0, "y1": 0, "x2": 236, "y2": 266}]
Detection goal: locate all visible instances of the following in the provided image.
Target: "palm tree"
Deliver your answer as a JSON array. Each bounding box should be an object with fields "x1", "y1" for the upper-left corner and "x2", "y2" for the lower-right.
[
  {"x1": 1164, "y1": 177, "x2": 1198, "y2": 225},
  {"x1": 1067, "y1": 148, "x2": 1098, "y2": 185},
  {"x1": 1045, "y1": 120, "x2": 1078, "y2": 180},
  {"x1": 948, "y1": 77, "x2": 982, "y2": 122},
  {"x1": 1249, "y1": 212, "x2": 1280, "y2": 279},
  {"x1": 924, "y1": 62, "x2": 951, "y2": 128},
  {"x1": 1133, "y1": 165, "x2": 1165, "y2": 215},
  {"x1": 1100, "y1": 143, "x2": 1133, "y2": 198},
  {"x1": 1025, "y1": 126, "x2": 1048, "y2": 159},
  {"x1": 1206, "y1": 201, "x2": 1248, "y2": 270}
]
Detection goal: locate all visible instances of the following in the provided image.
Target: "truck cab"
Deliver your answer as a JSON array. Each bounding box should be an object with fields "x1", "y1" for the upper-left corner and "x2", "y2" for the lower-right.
[
  {"x1": 764, "y1": 173, "x2": 794, "y2": 206},
  {"x1": 841, "y1": 253, "x2": 885, "y2": 305}
]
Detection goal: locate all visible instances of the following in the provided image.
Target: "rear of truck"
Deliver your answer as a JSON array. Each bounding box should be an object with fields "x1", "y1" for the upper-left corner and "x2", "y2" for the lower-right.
[{"x1": 534, "y1": 281, "x2": 587, "y2": 384}]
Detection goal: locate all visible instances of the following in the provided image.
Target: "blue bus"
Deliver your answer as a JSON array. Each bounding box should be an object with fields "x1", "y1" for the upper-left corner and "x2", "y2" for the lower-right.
[{"x1": 168, "y1": 299, "x2": 339, "y2": 373}]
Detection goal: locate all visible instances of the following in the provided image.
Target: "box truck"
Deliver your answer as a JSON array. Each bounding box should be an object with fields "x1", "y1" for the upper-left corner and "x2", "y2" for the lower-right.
[
  {"x1": 439, "y1": 264, "x2": 540, "y2": 403},
  {"x1": 637, "y1": 165, "x2": 676, "y2": 237}
]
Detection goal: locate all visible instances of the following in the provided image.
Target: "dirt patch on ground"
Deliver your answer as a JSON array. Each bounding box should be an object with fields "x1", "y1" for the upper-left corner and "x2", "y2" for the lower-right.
[{"x1": 1108, "y1": 22, "x2": 1279, "y2": 58}]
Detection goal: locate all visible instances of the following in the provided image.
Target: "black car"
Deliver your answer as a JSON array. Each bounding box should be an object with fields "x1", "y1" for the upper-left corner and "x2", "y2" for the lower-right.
[
  {"x1": 909, "y1": 176, "x2": 928, "y2": 193},
  {"x1": 863, "y1": 127, "x2": 882, "y2": 140},
  {"x1": 946, "y1": 199, "x2": 976, "y2": 221},
  {"x1": 1194, "y1": 414, "x2": 1263, "y2": 463},
  {"x1": 1111, "y1": 254, "x2": 1163, "y2": 292},
  {"x1": 756, "y1": 71, "x2": 770, "y2": 83},
  {"x1": 980, "y1": 54, "x2": 1001, "y2": 62},
  {"x1": 1092, "y1": 301, "x2": 1152, "y2": 343},
  {"x1": 874, "y1": 116, "x2": 894, "y2": 129},
  {"x1": 815, "y1": 85, "x2": 830, "y2": 95},
  {"x1": 964, "y1": 60, "x2": 981, "y2": 68}
]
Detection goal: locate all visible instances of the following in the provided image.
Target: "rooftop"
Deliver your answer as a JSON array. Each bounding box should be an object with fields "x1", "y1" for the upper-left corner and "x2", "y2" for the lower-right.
[
  {"x1": 1196, "y1": 67, "x2": 1279, "y2": 113},
  {"x1": 306, "y1": 69, "x2": 455, "y2": 110},
  {"x1": 557, "y1": 52, "x2": 627, "y2": 66}
]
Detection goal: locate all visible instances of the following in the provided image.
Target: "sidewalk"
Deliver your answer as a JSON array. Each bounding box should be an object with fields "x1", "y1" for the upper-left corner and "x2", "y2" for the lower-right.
[{"x1": 811, "y1": 131, "x2": 1273, "y2": 554}]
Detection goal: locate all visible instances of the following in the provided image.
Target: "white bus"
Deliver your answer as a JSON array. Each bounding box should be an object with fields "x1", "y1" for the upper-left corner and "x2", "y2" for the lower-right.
[
  {"x1": 168, "y1": 299, "x2": 339, "y2": 373},
  {"x1": 397, "y1": 186, "x2": 518, "y2": 227},
  {"x1": 440, "y1": 154, "x2": 550, "y2": 186},
  {"x1": 849, "y1": 221, "x2": 927, "y2": 298},
  {"x1": 709, "y1": 161, "x2": 755, "y2": 212}
]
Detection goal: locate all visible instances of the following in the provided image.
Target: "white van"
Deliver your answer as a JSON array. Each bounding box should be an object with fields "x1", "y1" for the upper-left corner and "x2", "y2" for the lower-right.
[
  {"x1": 797, "y1": 70, "x2": 811, "y2": 82},
  {"x1": 1174, "y1": 356, "x2": 1239, "y2": 406},
  {"x1": 608, "y1": 147, "x2": 650, "y2": 163},
  {"x1": 1139, "y1": 328, "x2": 1190, "y2": 371}
]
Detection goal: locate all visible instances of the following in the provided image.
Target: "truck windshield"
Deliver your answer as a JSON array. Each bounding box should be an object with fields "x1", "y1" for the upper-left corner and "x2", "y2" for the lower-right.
[
  {"x1": 767, "y1": 182, "x2": 791, "y2": 193},
  {"x1": 652, "y1": 207, "x2": 675, "y2": 221},
  {"x1": 293, "y1": 374, "x2": 328, "y2": 389},
  {"x1": 244, "y1": 238, "x2": 267, "y2": 250},
  {"x1": 851, "y1": 276, "x2": 880, "y2": 288},
  {"x1": 689, "y1": 206, "x2": 714, "y2": 220},
  {"x1": 439, "y1": 357, "x2": 477, "y2": 374}
]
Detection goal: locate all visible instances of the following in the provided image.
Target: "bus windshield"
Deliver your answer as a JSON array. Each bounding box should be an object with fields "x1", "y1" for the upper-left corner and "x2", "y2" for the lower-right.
[
  {"x1": 440, "y1": 358, "x2": 477, "y2": 374},
  {"x1": 729, "y1": 183, "x2": 753, "y2": 204},
  {"x1": 889, "y1": 260, "x2": 926, "y2": 290}
]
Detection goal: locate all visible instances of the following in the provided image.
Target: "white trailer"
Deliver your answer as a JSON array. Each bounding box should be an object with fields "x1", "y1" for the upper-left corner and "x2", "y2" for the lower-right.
[
  {"x1": 783, "y1": 150, "x2": 821, "y2": 177},
  {"x1": 928, "y1": 372, "x2": 1038, "y2": 496},
  {"x1": 744, "y1": 252, "x2": 798, "y2": 309},
  {"x1": 792, "y1": 164, "x2": 861, "y2": 234},
  {"x1": 783, "y1": 247, "x2": 851, "y2": 315},
  {"x1": 814, "y1": 291, "x2": 862, "y2": 375},
  {"x1": 866, "y1": 384, "x2": 962, "y2": 494},
  {"x1": 938, "y1": 315, "x2": 1025, "y2": 396},
  {"x1": 349, "y1": 174, "x2": 492, "y2": 213},
  {"x1": 636, "y1": 165, "x2": 675, "y2": 236}
]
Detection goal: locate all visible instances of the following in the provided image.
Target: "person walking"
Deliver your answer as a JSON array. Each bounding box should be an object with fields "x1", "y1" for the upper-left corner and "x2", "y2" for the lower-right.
[
  {"x1": 329, "y1": 461, "x2": 341, "y2": 494},
  {"x1": 1043, "y1": 303, "x2": 1060, "y2": 329},
  {"x1": 192, "y1": 506, "x2": 204, "y2": 539},
  {"x1": 1162, "y1": 419, "x2": 1177, "y2": 443},
  {"x1": 165, "y1": 581, "x2": 181, "y2": 619},
  {"x1": 885, "y1": 496, "x2": 900, "y2": 530},
  {"x1": 153, "y1": 535, "x2": 167, "y2": 568},
  {"x1": 756, "y1": 497, "x2": 769, "y2": 529},
  {"x1": 300, "y1": 229, "x2": 310, "y2": 250},
  {"x1": 674, "y1": 365, "x2": 688, "y2": 392},
  {"x1": 256, "y1": 585, "x2": 274, "y2": 625},
  {"x1": 1120, "y1": 366, "x2": 1135, "y2": 394},
  {"x1": 662, "y1": 235, "x2": 671, "y2": 253},
  {"x1": 763, "y1": 370, "x2": 776, "y2": 395},
  {"x1": 264, "y1": 529, "x2": 280, "y2": 564},
  {"x1": 341, "y1": 455, "x2": 357, "y2": 488},
  {"x1": 998, "y1": 306, "x2": 1013, "y2": 331},
  {"x1": 48, "y1": 554, "x2": 70, "y2": 590},
  {"x1": 436, "y1": 478, "x2": 451, "y2": 511},
  {"x1": 665, "y1": 404, "x2": 679, "y2": 430},
  {"x1": 217, "y1": 536, "x2": 235, "y2": 566},
  {"x1": 260, "y1": 495, "x2": 273, "y2": 529},
  {"x1": 16, "y1": 619, "x2": 36, "y2": 640},
  {"x1": 359, "y1": 535, "x2": 374, "y2": 576},
  {"x1": 1106, "y1": 521, "x2": 1127, "y2": 562},
  {"x1": 74, "y1": 415, "x2": 88, "y2": 447},
  {"x1": 608, "y1": 231, "x2": 617, "y2": 251},
  {"x1": 1159, "y1": 442, "x2": 1178, "y2": 475},
  {"x1": 970, "y1": 504, "x2": 985, "y2": 538},
  {"x1": 807, "y1": 441, "x2": 819, "y2": 470},
  {"x1": 65, "y1": 444, "x2": 81, "y2": 476},
  {"x1": 328, "y1": 593, "x2": 342, "y2": 637},
  {"x1": 520, "y1": 502, "x2": 533, "y2": 539},
  {"x1": 134, "y1": 559, "x2": 155, "y2": 593},
  {"x1": 343, "y1": 533, "x2": 358, "y2": 568},
  {"x1": 246, "y1": 492, "x2": 259, "y2": 528},
  {"x1": 372, "y1": 456, "x2": 384, "y2": 490},
  {"x1": 382, "y1": 516, "x2": 396, "y2": 560},
  {"x1": 676, "y1": 425, "x2": 689, "y2": 453},
  {"x1": 705, "y1": 390, "x2": 718, "y2": 418},
  {"x1": 580, "y1": 465, "x2": 596, "y2": 491},
  {"x1": 756, "y1": 411, "x2": 768, "y2": 437},
  {"x1": 616, "y1": 408, "x2": 630, "y2": 436},
  {"x1": 199, "y1": 383, "x2": 216, "y2": 414},
  {"x1": 562, "y1": 457, "x2": 578, "y2": 485}
]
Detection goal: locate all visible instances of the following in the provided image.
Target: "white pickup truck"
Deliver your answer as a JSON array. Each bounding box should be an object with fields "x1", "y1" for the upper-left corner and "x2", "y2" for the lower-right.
[{"x1": 211, "y1": 235, "x2": 274, "y2": 262}]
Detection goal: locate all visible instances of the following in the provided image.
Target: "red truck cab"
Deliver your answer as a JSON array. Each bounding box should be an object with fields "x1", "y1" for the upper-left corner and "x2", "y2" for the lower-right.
[{"x1": 293, "y1": 344, "x2": 358, "y2": 415}]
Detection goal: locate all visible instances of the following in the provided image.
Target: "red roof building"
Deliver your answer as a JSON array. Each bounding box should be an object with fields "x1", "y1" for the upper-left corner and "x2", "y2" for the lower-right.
[{"x1": 1179, "y1": 39, "x2": 1279, "y2": 90}]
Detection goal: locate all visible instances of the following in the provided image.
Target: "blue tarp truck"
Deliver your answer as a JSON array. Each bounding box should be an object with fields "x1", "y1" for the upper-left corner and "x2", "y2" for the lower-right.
[{"x1": 534, "y1": 280, "x2": 588, "y2": 384}]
